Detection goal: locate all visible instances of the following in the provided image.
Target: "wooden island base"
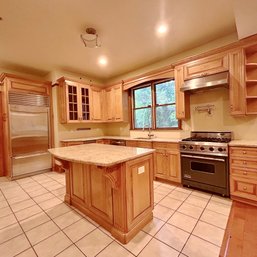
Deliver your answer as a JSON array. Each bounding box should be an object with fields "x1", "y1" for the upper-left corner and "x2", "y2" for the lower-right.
[{"x1": 60, "y1": 154, "x2": 154, "y2": 244}]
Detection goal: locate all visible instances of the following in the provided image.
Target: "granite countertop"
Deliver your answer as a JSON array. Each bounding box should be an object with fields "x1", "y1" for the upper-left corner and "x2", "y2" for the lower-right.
[
  {"x1": 49, "y1": 143, "x2": 155, "y2": 166},
  {"x1": 60, "y1": 136, "x2": 181, "y2": 143},
  {"x1": 229, "y1": 140, "x2": 257, "y2": 147}
]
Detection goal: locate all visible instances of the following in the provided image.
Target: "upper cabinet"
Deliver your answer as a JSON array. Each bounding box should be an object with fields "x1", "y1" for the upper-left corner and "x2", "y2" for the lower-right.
[
  {"x1": 228, "y1": 48, "x2": 246, "y2": 115},
  {"x1": 58, "y1": 77, "x2": 91, "y2": 123},
  {"x1": 104, "y1": 83, "x2": 128, "y2": 122},
  {"x1": 57, "y1": 78, "x2": 128, "y2": 123},
  {"x1": 244, "y1": 44, "x2": 257, "y2": 114},
  {"x1": 174, "y1": 65, "x2": 190, "y2": 119},
  {"x1": 183, "y1": 52, "x2": 229, "y2": 80},
  {"x1": 90, "y1": 86, "x2": 104, "y2": 121}
]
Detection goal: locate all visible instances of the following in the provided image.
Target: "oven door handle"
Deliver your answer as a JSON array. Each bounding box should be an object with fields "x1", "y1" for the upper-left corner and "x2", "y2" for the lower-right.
[{"x1": 181, "y1": 154, "x2": 225, "y2": 162}]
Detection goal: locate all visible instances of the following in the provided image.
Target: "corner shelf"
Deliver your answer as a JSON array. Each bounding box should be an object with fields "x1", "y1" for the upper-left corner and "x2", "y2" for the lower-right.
[{"x1": 244, "y1": 44, "x2": 257, "y2": 114}]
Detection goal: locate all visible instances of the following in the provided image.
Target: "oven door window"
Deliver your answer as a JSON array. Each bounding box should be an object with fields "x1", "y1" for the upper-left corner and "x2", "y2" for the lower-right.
[{"x1": 191, "y1": 161, "x2": 215, "y2": 173}]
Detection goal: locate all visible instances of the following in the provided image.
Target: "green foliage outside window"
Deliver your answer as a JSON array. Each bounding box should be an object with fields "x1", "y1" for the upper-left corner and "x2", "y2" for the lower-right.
[{"x1": 132, "y1": 79, "x2": 179, "y2": 129}]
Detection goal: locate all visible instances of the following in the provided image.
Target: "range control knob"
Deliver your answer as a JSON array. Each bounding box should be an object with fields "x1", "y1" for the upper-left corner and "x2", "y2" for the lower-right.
[
  {"x1": 218, "y1": 147, "x2": 223, "y2": 152},
  {"x1": 182, "y1": 145, "x2": 187, "y2": 149},
  {"x1": 209, "y1": 147, "x2": 214, "y2": 151},
  {"x1": 200, "y1": 146, "x2": 205, "y2": 151},
  {"x1": 189, "y1": 146, "x2": 194, "y2": 150}
]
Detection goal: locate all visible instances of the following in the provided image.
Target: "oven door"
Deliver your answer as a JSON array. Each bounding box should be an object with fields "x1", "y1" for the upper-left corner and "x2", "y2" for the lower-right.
[{"x1": 181, "y1": 154, "x2": 228, "y2": 188}]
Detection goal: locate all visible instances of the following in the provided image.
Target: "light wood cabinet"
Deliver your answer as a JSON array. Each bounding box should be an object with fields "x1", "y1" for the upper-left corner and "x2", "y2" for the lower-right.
[
  {"x1": 90, "y1": 86, "x2": 103, "y2": 121},
  {"x1": 229, "y1": 49, "x2": 246, "y2": 115},
  {"x1": 61, "y1": 153, "x2": 154, "y2": 243},
  {"x1": 230, "y1": 146, "x2": 257, "y2": 205},
  {"x1": 104, "y1": 84, "x2": 128, "y2": 122},
  {"x1": 183, "y1": 52, "x2": 229, "y2": 80},
  {"x1": 153, "y1": 142, "x2": 181, "y2": 183},
  {"x1": 57, "y1": 77, "x2": 91, "y2": 123},
  {"x1": 174, "y1": 65, "x2": 190, "y2": 119}
]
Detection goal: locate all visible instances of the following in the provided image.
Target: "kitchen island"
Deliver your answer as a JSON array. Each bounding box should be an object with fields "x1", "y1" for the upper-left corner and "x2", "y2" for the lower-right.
[{"x1": 49, "y1": 143, "x2": 155, "y2": 244}]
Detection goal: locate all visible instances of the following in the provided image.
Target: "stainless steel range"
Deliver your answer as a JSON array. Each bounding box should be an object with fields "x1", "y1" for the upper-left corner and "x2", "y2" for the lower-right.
[{"x1": 180, "y1": 131, "x2": 232, "y2": 196}]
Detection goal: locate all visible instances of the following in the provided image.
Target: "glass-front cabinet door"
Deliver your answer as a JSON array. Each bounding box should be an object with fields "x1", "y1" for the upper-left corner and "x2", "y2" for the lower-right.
[
  {"x1": 80, "y1": 86, "x2": 90, "y2": 121},
  {"x1": 67, "y1": 84, "x2": 79, "y2": 121}
]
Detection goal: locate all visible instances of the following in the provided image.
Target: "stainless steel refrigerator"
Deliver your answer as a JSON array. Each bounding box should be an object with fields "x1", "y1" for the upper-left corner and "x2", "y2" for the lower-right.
[{"x1": 9, "y1": 92, "x2": 52, "y2": 177}]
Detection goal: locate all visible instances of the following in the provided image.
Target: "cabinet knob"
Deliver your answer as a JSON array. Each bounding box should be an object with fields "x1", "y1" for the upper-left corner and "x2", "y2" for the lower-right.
[
  {"x1": 243, "y1": 161, "x2": 247, "y2": 165},
  {"x1": 243, "y1": 151, "x2": 246, "y2": 154},
  {"x1": 243, "y1": 171, "x2": 247, "y2": 175},
  {"x1": 243, "y1": 186, "x2": 247, "y2": 191}
]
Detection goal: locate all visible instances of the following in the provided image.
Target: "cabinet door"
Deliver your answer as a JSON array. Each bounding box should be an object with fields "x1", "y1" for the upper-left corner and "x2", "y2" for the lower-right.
[
  {"x1": 88, "y1": 166, "x2": 113, "y2": 223},
  {"x1": 66, "y1": 83, "x2": 79, "y2": 122},
  {"x1": 229, "y1": 49, "x2": 246, "y2": 115},
  {"x1": 175, "y1": 65, "x2": 189, "y2": 119},
  {"x1": 80, "y1": 86, "x2": 90, "y2": 121},
  {"x1": 184, "y1": 53, "x2": 229, "y2": 80},
  {"x1": 166, "y1": 150, "x2": 181, "y2": 183},
  {"x1": 154, "y1": 149, "x2": 167, "y2": 177},
  {"x1": 91, "y1": 87, "x2": 102, "y2": 121},
  {"x1": 105, "y1": 88, "x2": 114, "y2": 121},
  {"x1": 113, "y1": 85, "x2": 123, "y2": 121}
]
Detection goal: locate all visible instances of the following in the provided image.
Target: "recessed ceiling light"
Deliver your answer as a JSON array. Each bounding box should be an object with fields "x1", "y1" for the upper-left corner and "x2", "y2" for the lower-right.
[
  {"x1": 98, "y1": 56, "x2": 108, "y2": 66},
  {"x1": 156, "y1": 24, "x2": 168, "y2": 35}
]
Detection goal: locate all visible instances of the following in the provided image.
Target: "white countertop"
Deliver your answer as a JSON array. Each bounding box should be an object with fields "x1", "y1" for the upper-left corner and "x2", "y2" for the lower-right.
[
  {"x1": 60, "y1": 136, "x2": 181, "y2": 143},
  {"x1": 229, "y1": 140, "x2": 257, "y2": 147},
  {"x1": 49, "y1": 143, "x2": 155, "y2": 166}
]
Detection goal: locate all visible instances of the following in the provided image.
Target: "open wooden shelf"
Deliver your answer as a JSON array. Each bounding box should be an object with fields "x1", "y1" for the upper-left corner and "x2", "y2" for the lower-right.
[{"x1": 244, "y1": 44, "x2": 257, "y2": 114}]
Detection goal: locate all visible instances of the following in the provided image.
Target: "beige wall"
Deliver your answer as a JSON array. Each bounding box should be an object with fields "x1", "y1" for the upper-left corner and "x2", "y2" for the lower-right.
[{"x1": 190, "y1": 88, "x2": 257, "y2": 140}]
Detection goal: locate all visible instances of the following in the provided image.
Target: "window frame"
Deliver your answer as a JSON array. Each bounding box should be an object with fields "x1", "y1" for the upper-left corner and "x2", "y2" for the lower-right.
[{"x1": 130, "y1": 78, "x2": 181, "y2": 130}]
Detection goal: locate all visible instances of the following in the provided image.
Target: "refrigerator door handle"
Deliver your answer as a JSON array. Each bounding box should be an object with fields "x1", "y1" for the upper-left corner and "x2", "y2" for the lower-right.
[{"x1": 13, "y1": 152, "x2": 50, "y2": 160}]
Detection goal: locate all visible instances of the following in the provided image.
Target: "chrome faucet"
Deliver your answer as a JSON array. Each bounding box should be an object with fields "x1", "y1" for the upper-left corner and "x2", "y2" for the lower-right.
[{"x1": 147, "y1": 127, "x2": 155, "y2": 139}]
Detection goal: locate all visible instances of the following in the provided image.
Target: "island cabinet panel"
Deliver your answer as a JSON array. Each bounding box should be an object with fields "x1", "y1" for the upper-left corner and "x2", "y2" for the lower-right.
[
  {"x1": 125, "y1": 155, "x2": 154, "y2": 231},
  {"x1": 88, "y1": 165, "x2": 113, "y2": 223},
  {"x1": 70, "y1": 163, "x2": 87, "y2": 204}
]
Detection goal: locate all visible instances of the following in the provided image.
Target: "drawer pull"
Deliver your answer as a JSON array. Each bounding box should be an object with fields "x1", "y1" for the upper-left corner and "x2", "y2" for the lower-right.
[
  {"x1": 243, "y1": 171, "x2": 247, "y2": 175},
  {"x1": 243, "y1": 186, "x2": 247, "y2": 191},
  {"x1": 243, "y1": 161, "x2": 247, "y2": 165},
  {"x1": 243, "y1": 151, "x2": 247, "y2": 154}
]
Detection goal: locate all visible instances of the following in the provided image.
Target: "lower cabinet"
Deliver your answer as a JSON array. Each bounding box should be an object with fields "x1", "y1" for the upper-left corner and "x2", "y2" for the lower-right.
[
  {"x1": 126, "y1": 140, "x2": 152, "y2": 148},
  {"x1": 153, "y1": 142, "x2": 181, "y2": 183},
  {"x1": 230, "y1": 146, "x2": 257, "y2": 205}
]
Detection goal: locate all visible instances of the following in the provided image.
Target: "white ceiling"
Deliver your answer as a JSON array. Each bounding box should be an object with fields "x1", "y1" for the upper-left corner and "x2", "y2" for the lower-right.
[{"x1": 0, "y1": 0, "x2": 251, "y2": 82}]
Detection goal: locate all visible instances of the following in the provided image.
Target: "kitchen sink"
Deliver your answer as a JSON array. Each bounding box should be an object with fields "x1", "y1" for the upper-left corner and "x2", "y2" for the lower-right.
[{"x1": 134, "y1": 137, "x2": 152, "y2": 140}]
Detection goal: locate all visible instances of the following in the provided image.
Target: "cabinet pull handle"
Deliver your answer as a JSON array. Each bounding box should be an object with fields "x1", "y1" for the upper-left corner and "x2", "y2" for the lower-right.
[
  {"x1": 243, "y1": 151, "x2": 246, "y2": 154},
  {"x1": 243, "y1": 171, "x2": 247, "y2": 175},
  {"x1": 243, "y1": 186, "x2": 247, "y2": 191}
]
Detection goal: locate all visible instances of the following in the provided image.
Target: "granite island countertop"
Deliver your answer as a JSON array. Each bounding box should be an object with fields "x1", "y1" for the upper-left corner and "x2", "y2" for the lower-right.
[{"x1": 49, "y1": 143, "x2": 155, "y2": 166}]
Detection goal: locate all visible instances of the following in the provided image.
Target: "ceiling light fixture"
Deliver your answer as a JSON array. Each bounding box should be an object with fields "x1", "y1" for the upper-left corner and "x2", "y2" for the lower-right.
[
  {"x1": 98, "y1": 56, "x2": 108, "y2": 66},
  {"x1": 81, "y1": 27, "x2": 101, "y2": 48},
  {"x1": 156, "y1": 24, "x2": 168, "y2": 35}
]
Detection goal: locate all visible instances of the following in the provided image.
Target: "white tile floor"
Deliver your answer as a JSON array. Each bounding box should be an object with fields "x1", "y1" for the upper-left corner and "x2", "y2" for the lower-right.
[{"x1": 0, "y1": 172, "x2": 232, "y2": 257}]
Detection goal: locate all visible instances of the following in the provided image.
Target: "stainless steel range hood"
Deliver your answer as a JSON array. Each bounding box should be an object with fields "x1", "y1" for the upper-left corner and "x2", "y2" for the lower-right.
[{"x1": 180, "y1": 71, "x2": 229, "y2": 93}]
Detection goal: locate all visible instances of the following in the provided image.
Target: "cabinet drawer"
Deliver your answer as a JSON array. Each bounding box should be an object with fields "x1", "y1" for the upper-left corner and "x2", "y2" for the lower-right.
[
  {"x1": 152, "y1": 142, "x2": 179, "y2": 150},
  {"x1": 184, "y1": 53, "x2": 228, "y2": 80},
  {"x1": 230, "y1": 147, "x2": 257, "y2": 158},
  {"x1": 230, "y1": 167, "x2": 257, "y2": 180},
  {"x1": 230, "y1": 157, "x2": 257, "y2": 169},
  {"x1": 62, "y1": 141, "x2": 84, "y2": 147},
  {"x1": 230, "y1": 176, "x2": 257, "y2": 201}
]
